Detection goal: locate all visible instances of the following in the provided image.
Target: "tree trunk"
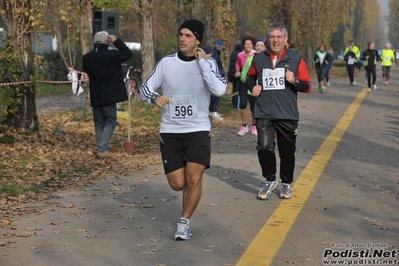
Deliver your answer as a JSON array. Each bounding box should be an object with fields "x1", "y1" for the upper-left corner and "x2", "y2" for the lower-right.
[
  {"x1": 221, "y1": 0, "x2": 235, "y2": 71},
  {"x1": 80, "y1": 0, "x2": 93, "y2": 109},
  {"x1": 80, "y1": 0, "x2": 93, "y2": 56},
  {"x1": 177, "y1": 0, "x2": 193, "y2": 25},
  {"x1": 3, "y1": 0, "x2": 38, "y2": 133},
  {"x1": 176, "y1": 0, "x2": 193, "y2": 51},
  {"x1": 204, "y1": 0, "x2": 214, "y2": 45},
  {"x1": 138, "y1": 0, "x2": 155, "y2": 80}
]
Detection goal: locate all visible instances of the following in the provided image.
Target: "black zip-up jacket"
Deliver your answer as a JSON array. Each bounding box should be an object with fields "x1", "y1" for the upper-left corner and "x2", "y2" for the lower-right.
[
  {"x1": 82, "y1": 39, "x2": 133, "y2": 107},
  {"x1": 361, "y1": 49, "x2": 379, "y2": 69},
  {"x1": 313, "y1": 50, "x2": 334, "y2": 69},
  {"x1": 246, "y1": 49, "x2": 311, "y2": 120},
  {"x1": 344, "y1": 51, "x2": 357, "y2": 66}
]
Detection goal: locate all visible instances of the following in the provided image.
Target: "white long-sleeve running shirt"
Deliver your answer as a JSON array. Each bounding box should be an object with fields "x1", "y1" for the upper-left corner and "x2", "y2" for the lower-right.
[{"x1": 140, "y1": 52, "x2": 227, "y2": 133}]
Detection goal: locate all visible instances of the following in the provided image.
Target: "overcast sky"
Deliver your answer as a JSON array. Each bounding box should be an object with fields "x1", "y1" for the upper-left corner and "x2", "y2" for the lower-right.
[{"x1": 378, "y1": 0, "x2": 389, "y2": 15}]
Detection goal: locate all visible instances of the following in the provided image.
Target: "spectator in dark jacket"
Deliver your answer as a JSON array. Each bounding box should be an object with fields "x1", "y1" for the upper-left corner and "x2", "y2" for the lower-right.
[
  {"x1": 212, "y1": 40, "x2": 225, "y2": 77},
  {"x1": 208, "y1": 40, "x2": 225, "y2": 120},
  {"x1": 82, "y1": 31, "x2": 133, "y2": 160},
  {"x1": 227, "y1": 41, "x2": 242, "y2": 109}
]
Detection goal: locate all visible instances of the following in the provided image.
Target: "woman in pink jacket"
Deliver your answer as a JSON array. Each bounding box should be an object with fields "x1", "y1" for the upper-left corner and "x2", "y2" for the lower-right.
[{"x1": 235, "y1": 36, "x2": 256, "y2": 136}]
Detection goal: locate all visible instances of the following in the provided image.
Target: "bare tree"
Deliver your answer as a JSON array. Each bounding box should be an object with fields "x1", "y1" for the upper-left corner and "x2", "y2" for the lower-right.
[
  {"x1": 203, "y1": 0, "x2": 215, "y2": 45},
  {"x1": 3, "y1": 0, "x2": 38, "y2": 133},
  {"x1": 133, "y1": 0, "x2": 155, "y2": 80},
  {"x1": 80, "y1": 0, "x2": 93, "y2": 56},
  {"x1": 177, "y1": 0, "x2": 193, "y2": 25},
  {"x1": 80, "y1": 0, "x2": 93, "y2": 107}
]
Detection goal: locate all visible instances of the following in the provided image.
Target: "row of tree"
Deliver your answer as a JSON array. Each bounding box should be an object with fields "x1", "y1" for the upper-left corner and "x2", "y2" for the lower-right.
[
  {"x1": 0, "y1": 0, "x2": 394, "y2": 133},
  {"x1": 389, "y1": 0, "x2": 399, "y2": 48}
]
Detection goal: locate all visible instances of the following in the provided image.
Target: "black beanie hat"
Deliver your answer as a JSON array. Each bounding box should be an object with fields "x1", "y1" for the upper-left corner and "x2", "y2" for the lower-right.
[{"x1": 179, "y1": 19, "x2": 205, "y2": 43}]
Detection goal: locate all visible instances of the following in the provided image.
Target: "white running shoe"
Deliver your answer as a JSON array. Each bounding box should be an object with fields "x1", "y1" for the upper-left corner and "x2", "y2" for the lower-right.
[
  {"x1": 210, "y1": 112, "x2": 223, "y2": 121},
  {"x1": 280, "y1": 183, "x2": 292, "y2": 199},
  {"x1": 237, "y1": 125, "x2": 249, "y2": 136},
  {"x1": 368, "y1": 88, "x2": 371, "y2": 93},
  {"x1": 353, "y1": 81, "x2": 356, "y2": 85},
  {"x1": 174, "y1": 219, "x2": 192, "y2": 240},
  {"x1": 258, "y1": 179, "x2": 278, "y2": 200},
  {"x1": 373, "y1": 84, "x2": 377, "y2": 90}
]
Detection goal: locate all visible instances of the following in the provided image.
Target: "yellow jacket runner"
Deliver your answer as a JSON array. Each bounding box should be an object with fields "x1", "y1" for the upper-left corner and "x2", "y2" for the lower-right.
[{"x1": 380, "y1": 48, "x2": 395, "y2": 66}]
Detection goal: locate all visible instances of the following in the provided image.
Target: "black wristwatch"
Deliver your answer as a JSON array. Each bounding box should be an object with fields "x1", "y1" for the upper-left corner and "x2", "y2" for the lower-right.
[
  {"x1": 294, "y1": 78, "x2": 300, "y2": 86},
  {"x1": 150, "y1": 94, "x2": 159, "y2": 104}
]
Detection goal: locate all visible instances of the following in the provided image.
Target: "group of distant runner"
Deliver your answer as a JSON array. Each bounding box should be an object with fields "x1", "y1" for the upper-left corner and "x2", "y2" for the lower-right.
[{"x1": 313, "y1": 40, "x2": 398, "y2": 93}]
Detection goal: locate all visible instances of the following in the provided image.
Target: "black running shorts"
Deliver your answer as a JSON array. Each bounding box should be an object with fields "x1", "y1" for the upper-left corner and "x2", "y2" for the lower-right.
[{"x1": 159, "y1": 131, "x2": 211, "y2": 174}]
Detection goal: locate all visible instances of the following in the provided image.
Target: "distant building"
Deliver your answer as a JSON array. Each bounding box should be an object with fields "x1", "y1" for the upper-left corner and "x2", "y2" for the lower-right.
[
  {"x1": 32, "y1": 33, "x2": 57, "y2": 55},
  {"x1": 0, "y1": 28, "x2": 6, "y2": 48},
  {"x1": 0, "y1": 28, "x2": 5, "y2": 38},
  {"x1": 0, "y1": 29, "x2": 57, "y2": 54},
  {"x1": 125, "y1": 42, "x2": 141, "y2": 50}
]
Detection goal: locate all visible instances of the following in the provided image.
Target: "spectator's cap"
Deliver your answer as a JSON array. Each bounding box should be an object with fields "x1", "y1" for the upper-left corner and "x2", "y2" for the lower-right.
[
  {"x1": 255, "y1": 37, "x2": 267, "y2": 46},
  {"x1": 179, "y1": 19, "x2": 205, "y2": 43},
  {"x1": 203, "y1": 45, "x2": 213, "y2": 55},
  {"x1": 215, "y1": 39, "x2": 224, "y2": 46},
  {"x1": 94, "y1": 31, "x2": 109, "y2": 43}
]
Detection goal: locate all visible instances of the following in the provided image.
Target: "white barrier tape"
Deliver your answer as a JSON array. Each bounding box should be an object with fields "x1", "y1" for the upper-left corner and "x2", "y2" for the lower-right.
[
  {"x1": 0, "y1": 81, "x2": 33, "y2": 86},
  {"x1": 37, "y1": 79, "x2": 88, "y2": 84},
  {"x1": 0, "y1": 79, "x2": 88, "y2": 87},
  {"x1": 67, "y1": 66, "x2": 87, "y2": 76},
  {"x1": 0, "y1": 66, "x2": 88, "y2": 87}
]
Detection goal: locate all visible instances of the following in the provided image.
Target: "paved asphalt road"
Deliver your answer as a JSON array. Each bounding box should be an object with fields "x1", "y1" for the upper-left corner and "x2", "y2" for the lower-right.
[{"x1": 1, "y1": 67, "x2": 398, "y2": 266}]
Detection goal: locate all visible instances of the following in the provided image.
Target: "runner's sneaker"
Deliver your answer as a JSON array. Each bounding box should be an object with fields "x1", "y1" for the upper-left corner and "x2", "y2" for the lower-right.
[
  {"x1": 251, "y1": 125, "x2": 257, "y2": 135},
  {"x1": 210, "y1": 112, "x2": 223, "y2": 121},
  {"x1": 258, "y1": 179, "x2": 278, "y2": 200},
  {"x1": 237, "y1": 125, "x2": 249, "y2": 136},
  {"x1": 368, "y1": 88, "x2": 371, "y2": 93},
  {"x1": 318, "y1": 87, "x2": 323, "y2": 93},
  {"x1": 280, "y1": 183, "x2": 292, "y2": 199},
  {"x1": 353, "y1": 81, "x2": 356, "y2": 85},
  {"x1": 373, "y1": 84, "x2": 377, "y2": 90},
  {"x1": 326, "y1": 81, "x2": 330, "y2": 87},
  {"x1": 174, "y1": 219, "x2": 192, "y2": 240}
]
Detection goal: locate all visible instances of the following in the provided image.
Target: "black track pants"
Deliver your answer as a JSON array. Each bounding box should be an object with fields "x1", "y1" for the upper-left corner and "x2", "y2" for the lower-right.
[{"x1": 256, "y1": 119, "x2": 298, "y2": 184}]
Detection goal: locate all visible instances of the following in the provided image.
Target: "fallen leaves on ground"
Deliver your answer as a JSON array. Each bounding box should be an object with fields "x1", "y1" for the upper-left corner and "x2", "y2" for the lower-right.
[
  {"x1": 0, "y1": 109, "x2": 161, "y2": 224},
  {"x1": 0, "y1": 104, "x2": 239, "y2": 228}
]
